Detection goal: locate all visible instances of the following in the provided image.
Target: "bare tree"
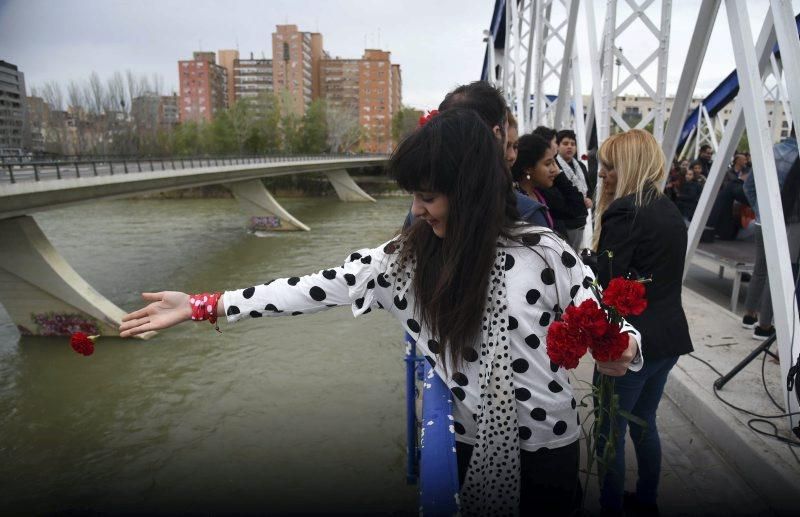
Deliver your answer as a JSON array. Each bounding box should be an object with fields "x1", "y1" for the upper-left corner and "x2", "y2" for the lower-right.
[
  {"x1": 41, "y1": 81, "x2": 64, "y2": 111},
  {"x1": 107, "y1": 71, "x2": 126, "y2": 112},
  {"x1": 66, "y1": 80, "x2": 89, "y2": 155},
  {"x1": 326, "y1": 104, "x2": 362, "y2": 153},
  {"x1": 88, "y1": 71, "x2": 105, "y2": 115}
]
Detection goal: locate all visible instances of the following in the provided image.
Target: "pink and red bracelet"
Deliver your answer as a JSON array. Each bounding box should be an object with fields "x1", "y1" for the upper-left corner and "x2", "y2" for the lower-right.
[{"x1": 189, "y1": 292, "x2": 223, "y2": 332}]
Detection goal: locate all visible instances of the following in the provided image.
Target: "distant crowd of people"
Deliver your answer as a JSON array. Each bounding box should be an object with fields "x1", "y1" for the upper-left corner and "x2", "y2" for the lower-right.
[{"x1": 662, "y1": 136, "x2": 800, "y2": 342}]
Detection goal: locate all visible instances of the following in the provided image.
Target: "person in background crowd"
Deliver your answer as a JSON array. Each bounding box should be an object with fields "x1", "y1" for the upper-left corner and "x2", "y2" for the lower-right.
[
  {"x1": 506, "y1": 108, "x2": 519, "y2": 169},
  {"x1": 708, "y1": 153, "x2": 750, "y2": 240},
  {"x1": 556, "y1": 129, "x2": 594, "y2": 249},
  {"x1": 664, "y1": 160, "x2": 683, "y2": 202},
  {"x1": 510, "y1": 134, "x2": 558, "y2": 230},
  {"x1": 675, "y1": 166, "x2": 704, "y2": 221},
  {"x1": 592, "y1": 129, "x2": 694, "y2": 517},
  {"x1": 742, "y1": 133, "x2": 800, "y2": 340},
  {"x1": 404, "y1": 81, "x2": 549, "y2": 229},
  {"x1": 532, "y1": 126, "x2": 588, "y2": 243},
  {"x1": 697, "y1": 144, "x2": 714, "y2": 177}
]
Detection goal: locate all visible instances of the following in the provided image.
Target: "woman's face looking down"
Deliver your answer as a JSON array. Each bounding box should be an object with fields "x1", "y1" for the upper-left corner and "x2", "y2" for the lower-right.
[{"x1": 411, "y1": 191, "x2": 449, "y2": 238}]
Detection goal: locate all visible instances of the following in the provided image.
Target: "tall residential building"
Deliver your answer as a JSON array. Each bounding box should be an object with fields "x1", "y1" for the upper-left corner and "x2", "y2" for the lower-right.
[
  {"x1": 26, "y1": 95, "x2": 49, "y2": 153},
  {"x1": 272, "y1": 24, "x2": 324, "y2": 116},
  {"x1": 233, "y1": 54, "x2": 274, "y2": 102},
  {"x1": 0, "y1": 60, "x2": 30, "y2": 152},
  {"x1": 178, "y1": 52, "x2": 227, "y2": 123},
  {"x1": 319, "y1": 50, "x2": 402, "y2": 152},
  {"x1": 218, "y1": 49, "x2": 239, "y2": 108},
  {"x1": 359, "y1": 50, "x2": 397, "y2": 153},
  {"x1": 319, "y1": 58, "x2": 360, "y2": 118},
  {"x1": 160, "y1": 94, "x2": 180, "y2": 128},
  {"x1": 132, "y1": 92, "x2": 180, "y2": 131}
]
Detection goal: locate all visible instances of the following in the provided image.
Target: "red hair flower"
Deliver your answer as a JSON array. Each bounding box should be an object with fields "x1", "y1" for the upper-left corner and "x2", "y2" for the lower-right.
[
  {"x1": 418, "y1": 109, "x2": 439, "y2": 128},
  {"x1": 70, "y1": 332, "x2": 98, "y2": 356},
  {"x1": 602, "y1": 278, "x2": 648, "y2": 316}
]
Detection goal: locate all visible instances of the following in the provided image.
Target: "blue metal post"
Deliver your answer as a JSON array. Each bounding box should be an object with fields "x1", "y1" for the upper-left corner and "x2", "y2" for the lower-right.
[{"x1": 404, "y1": 332, "x2": 419, "y2": 484}]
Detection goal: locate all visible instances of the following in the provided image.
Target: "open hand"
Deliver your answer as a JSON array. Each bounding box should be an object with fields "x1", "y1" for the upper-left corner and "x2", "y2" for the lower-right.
[
  {"x1": 119, "y1": 291, "x2": 192, "y2": 338},
  {"x1": 595, "y1": 335, "x2": 639, "y2": 376}
]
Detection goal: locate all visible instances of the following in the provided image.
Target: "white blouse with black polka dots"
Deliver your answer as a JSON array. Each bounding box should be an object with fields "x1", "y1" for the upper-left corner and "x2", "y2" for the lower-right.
[{"x1": 222, "y1": 229, "x2": 642, "y2": 452}]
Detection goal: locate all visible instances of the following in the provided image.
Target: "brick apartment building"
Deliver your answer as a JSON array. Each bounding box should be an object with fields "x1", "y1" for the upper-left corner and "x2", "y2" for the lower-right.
[
  {"x1": 178, "y1": 52, "x2": 227, "y2": 123},
  {"x1": 233, "y1": 54, "x2": 274, "y2": 102},
  {"x1": 320, "y1": 50, "x2": 402, "y2": 153},
  {"x1": 271, "y1": 24, "x2": 324, "y2": 117}
]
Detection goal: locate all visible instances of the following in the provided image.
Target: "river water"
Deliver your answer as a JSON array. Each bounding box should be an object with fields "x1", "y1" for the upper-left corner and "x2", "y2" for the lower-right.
[{"x1": 0, "y1": 195, "x2": 419, "y2": 514}]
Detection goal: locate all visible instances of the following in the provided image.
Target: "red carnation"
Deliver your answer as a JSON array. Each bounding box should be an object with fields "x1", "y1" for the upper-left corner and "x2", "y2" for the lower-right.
[
  {"x1": 563, "y1": 299, "x2": 608, "y2": 338},
  {"x1": 546, "y1": 321, "x2": 588, "y2": 370},
  {"x1": 581, "y1": 154, "x2": 589, "y2": 161},
  {"x1": 590, "y1": 322, "x2": 630, "y2": 362},
  {"x1": 602, "y1": 278, "x2": 647, "y2": 316},
  {"x1": 70, "y1": 332, "x2": 97, "y2": 356}
]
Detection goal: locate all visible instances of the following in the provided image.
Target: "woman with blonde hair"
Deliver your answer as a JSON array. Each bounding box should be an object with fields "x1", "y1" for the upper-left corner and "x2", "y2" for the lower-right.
[{"x1": 592, "y1": 129, "x2": 694, "y2": 516}]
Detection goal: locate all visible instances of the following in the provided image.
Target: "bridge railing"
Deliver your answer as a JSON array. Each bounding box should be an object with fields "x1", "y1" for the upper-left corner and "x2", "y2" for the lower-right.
[{"x1": 0, "y1": 153, "x2": 387, "y2": 185}]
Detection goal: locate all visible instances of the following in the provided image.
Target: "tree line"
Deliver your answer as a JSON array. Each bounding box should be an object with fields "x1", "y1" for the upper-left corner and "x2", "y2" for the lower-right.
[{"x1": 31, "y1": 71, "x2": 422, "y2": 158}]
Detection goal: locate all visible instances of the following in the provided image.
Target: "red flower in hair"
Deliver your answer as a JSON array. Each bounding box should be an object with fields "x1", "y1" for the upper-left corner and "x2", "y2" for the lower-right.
[
  {"x1": 418, "y1": 109, "x2": 439, "y2": 128},
  {"x1": 602, "y1": 278, "x2": 648, "y2": 316},
  {"x1": 70, "y1": 332, "x2": 98, "y2": 356}
]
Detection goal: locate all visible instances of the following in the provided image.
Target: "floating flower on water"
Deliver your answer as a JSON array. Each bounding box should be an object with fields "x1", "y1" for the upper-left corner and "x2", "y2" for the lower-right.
[{"x1": 70, "y1": 332, "x2": 99, "y2": 356}]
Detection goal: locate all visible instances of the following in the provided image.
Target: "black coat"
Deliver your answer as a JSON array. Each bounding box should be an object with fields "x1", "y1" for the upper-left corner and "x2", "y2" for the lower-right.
[
  {"x1": 597, "y1": 191, "x2": 694, "y2": 361},
  {"x1": 540, "y1": 172, "x2": 588, "y2": 237}
]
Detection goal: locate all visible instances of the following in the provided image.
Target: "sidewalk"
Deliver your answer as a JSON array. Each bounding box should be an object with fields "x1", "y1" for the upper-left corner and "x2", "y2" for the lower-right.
[{"x1": 569, "y1": 284, "x2": 800, "y2": 516}]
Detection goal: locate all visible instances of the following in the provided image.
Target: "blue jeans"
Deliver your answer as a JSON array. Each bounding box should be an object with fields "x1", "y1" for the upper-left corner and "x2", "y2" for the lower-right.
[{"x1": 594, "y1": 355, "x2": 679, "y2": 511}]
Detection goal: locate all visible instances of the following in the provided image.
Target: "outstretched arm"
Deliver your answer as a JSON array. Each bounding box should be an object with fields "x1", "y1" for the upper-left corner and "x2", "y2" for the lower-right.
[
  {"x1": 119, "y1": 239, "x2": 398, "y2": 338},
  {"x1": 119, "y1": 291, "x2": 192, "y2": 337}
]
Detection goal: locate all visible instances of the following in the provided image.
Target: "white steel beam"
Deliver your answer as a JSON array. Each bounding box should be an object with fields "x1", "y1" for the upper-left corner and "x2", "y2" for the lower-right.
[{"x1": 554, "y1": 0, "x2": 581, "y2": 128}]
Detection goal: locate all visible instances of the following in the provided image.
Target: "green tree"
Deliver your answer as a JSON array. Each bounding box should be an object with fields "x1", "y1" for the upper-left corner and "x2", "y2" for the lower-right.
[
  {"x1": 172, "y1": 121, "x2": 201, "y2": 156},
  {"x1": 297, "y1": 99, "x2": 328, "y2": 153},
  {"x1": 392, "y1": 106, "x2": 421, "y2": 143}
]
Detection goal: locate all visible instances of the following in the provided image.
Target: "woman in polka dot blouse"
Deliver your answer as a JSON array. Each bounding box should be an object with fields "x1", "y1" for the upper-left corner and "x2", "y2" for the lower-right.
[{"x1": 121, "y1": 108, "x2": 642, "y2": 516}]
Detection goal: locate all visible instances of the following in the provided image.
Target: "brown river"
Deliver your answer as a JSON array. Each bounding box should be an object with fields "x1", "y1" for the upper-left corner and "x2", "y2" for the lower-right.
[{"x1": 0, "y1": 195, "x2": 419, "y2": 514}]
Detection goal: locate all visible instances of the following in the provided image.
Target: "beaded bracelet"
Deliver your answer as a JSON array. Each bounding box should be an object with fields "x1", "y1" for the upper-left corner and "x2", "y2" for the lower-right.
[{"x1": 189, "y1": 292, "x2": 223, "y2": 333}]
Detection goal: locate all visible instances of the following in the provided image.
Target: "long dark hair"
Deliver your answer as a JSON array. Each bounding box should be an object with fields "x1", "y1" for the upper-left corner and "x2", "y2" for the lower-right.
[
  {"x1": 390, "y1": 108, "x2": 518, "y2": 369},
  {"x1": 511, "y1": 133, "x2": 551, "y2": 183}
]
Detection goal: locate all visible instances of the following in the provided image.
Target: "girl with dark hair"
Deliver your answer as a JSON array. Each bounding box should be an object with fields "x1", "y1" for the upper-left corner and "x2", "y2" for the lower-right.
[
  {"x1": 531, "y1": 126, "x2": 589, "y2": 245},
  {"x1": 120, "y1": 108, "x2": 641, "y2": 516},
  {"x1": 511, "y1": 134, "x2": 557, "y2": 230}
]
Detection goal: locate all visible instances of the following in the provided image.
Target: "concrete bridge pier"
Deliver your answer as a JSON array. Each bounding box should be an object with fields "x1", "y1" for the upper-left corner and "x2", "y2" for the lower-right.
[
  {"x1": 226, "y1": 171, "x2": 374, "y2": 233},
  {"x1": 323, "y1": 170, "x2": 377, "y2": 203},
  {"x1": 226, "y1": 179, "x2": 311, "y2": 232},
  {"x1": 0, "y1": 216, "x2": 155, "y2": 338}
]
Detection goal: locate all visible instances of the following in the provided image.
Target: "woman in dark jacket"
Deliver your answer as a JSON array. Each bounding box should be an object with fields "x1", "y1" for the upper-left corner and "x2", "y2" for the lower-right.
[
  {"x1": 675, "y1": 167, "x2": 704, "y2": 221},
  {"x1": 592, "y1": 129, "x2": 694, "y2": 516}
]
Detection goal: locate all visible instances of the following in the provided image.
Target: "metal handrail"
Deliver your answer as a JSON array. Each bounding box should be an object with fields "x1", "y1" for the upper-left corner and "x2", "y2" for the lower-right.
[{"x1": 1, "y1": 153, "x2": 388, "y2": 185}]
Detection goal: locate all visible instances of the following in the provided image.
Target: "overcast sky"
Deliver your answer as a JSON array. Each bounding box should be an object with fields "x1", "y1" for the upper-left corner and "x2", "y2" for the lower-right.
[{"x1": 1, "y1": 0, "x2": 798, "y2": 110}]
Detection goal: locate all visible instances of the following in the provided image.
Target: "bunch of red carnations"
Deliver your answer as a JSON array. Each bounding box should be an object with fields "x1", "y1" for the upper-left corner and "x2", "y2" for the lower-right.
[
  {"x1": 546, "y1": 274, "x2": 648, "y2": 499},
  {"x1": 546, "y1": 277, "x2": 647, "y2": 369}
]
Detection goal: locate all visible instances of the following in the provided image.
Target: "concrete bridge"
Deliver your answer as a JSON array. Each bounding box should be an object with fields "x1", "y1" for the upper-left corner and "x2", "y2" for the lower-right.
[{"x1": 0, "y1": 154, "x2": 389, "y2": 338}]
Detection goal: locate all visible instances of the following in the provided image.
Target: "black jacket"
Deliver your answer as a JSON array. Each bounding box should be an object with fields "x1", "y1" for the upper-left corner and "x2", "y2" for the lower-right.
[
  {"x1": 597, "y1": 191, "x2": 694, "y2": 360},
  {"x1": 540, "y1": 173, "x2": 588, "y2": 237}
]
